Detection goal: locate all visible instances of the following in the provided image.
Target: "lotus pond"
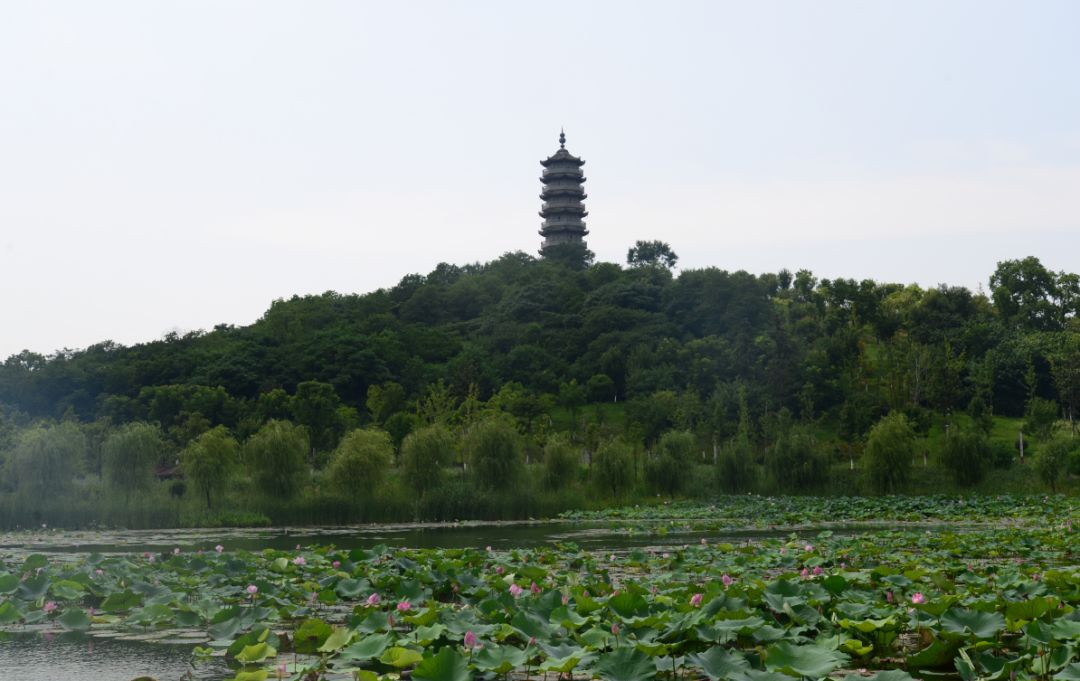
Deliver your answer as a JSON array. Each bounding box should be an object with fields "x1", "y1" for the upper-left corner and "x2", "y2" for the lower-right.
[{"x1": 1, "y1": 495, "x2": 1078, "y2": 681}]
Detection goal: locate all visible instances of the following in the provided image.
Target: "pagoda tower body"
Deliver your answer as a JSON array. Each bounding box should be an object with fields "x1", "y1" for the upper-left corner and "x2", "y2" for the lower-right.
[{"x1": 539, "y1": 131, "x2": 588, "y2": 252}]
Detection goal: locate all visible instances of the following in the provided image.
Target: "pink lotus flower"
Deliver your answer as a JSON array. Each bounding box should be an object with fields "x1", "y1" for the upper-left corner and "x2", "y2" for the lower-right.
[
  {"x1": 530, "y1": 581, "x2": 541, "y2": 595},
  {"x1": 246, "y1": 584, "x2": 258, "y2": 595},
  {"x1": 148, "y1": 555, "x2": 155, "y2": 564},
  {"x1": 813, "y1": 566, "x2": 823, "y2": 576},
  {"x1": 463, "y1": 630, "x2": 478, "y2": 649},
  {"x1": 700, "y1": 538, "x2": 707, "y2": 545},
  {"x1": 215, "y1": 545, "x2": 224, "y2": 553},
  {"x1": 804, "y1": 544, "x2": 814, "y2": 552},
  {"x1": 611, "y1": 622, "x2": 620, "y2": 635},
  {"x1": 800, "y1": 567, "x2": 810, "y2": 578},
  {"x1": 43, "y1": 601, "x2": 57, "y2": 614},
  {"x1": 886, "y1": 590, "x2": 894, "y2": 603},
  {"x1": 690, "y1": 593, "x2": 703, "y2": 607},
  {"x1": 509, "y1": 584, "x2": 523, "y2": 598},
  {"x1": 911, "y1": 592, "x2": 926, "y2": 604},
  {"x1": 721, "y1": 573, "x2": 734, "y2": 588},
  {"x1": 528, "y1": 636, "x2": 537, "y2": 646},
  {"x1": 561, "y1": 593, "x2": 570, "y2": 605},
  {"x1": 293, "y1": 556, "x2": 306, "y2": 566},
  {"x1": 485, "y1": 545, "x2": 492, "y2": 552},
  {"x1": 173, "y1": 547, "x2": 181, "y2": 555},
  {"x1": 332, "y1": 561, "x2": 341, "y2": 569},
  {"x1": 94, "y1": 568, "x2": 104, "y2": 577},
  {"x1": 366, "y1": 593, "x2": 381, "y2": 606},
  {"x1": 495, "y1": 565, "x2": 504, "y2": 575},
  {"x1": 396, "y1": 599, "x2": 411, "y2": 612}
]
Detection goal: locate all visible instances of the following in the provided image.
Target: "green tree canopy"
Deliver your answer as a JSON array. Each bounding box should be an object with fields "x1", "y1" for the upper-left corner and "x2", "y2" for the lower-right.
[
  {"x1": 102, "y1": 422, "x2": 166, "y2": 498},
  {"x1": 181, "y1": 425, "x2": 239, "y2": 509},
  {"x1": 245, "y1": 420, "x2": 309, "y2": 499},
  {"x1": 327, "y1": 428, "x2": 394, "y2": 500}
]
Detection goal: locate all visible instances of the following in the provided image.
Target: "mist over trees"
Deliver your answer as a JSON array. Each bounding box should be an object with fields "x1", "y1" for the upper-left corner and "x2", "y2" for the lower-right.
[{"x1": 1, "y1": 249, "x2": 1079, "y2": 526}]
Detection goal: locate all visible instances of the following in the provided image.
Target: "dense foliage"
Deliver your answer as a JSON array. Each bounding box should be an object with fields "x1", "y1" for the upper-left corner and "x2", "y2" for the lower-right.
[{"x1": 1, "y1": 250, "x2": 1079, "y2": 526}]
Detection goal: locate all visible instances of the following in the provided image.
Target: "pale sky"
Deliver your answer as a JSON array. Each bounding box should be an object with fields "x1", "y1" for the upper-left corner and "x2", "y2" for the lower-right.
[{"x1": 1, "y1": 1, "x2": 1078, "y2": 359}]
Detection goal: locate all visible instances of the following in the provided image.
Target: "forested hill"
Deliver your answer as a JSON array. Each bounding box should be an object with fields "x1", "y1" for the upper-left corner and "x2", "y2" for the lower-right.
[{"x1": 1, "y1": 249, "x2": 1078, "y2": 449}]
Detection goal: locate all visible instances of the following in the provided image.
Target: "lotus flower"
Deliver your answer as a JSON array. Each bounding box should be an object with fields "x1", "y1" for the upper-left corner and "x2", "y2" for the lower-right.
[
  {"x1": 911, "y1": 592, "x2": 926, "y2": 604},
  {"x1": 366, "y1": 593, "x2": 381, "y2": 606},
  {"x1": 509, "y1": 583, "x2": 523, "y2": 598},
  {"x1": 43, "y1": 601, "x2": 57, "y2": 614},
  {"x1": 690, "y1": 592, "x2": 703, "y2": 607},
  {"x1": 886, "y1": 590, "x2": 894, "y2": 603},
  {"x1": 800, "y1": 567, "x2": 810, "y2": 578},
  {"x1": 397, "y1": 599, "x2": 411, "y2": 612},
  {"x1": 721, "y1": 573, "x2": 734, "y2": 588},
  {"x1": 332, "y1": 560, "x2": 341, "y2": 569},
  {"x1": 215, "y1": 545, "x2": 224, "y2": 553},
  {"x1": 463, "y1": 630, "x2": 478, "y2": 649},
  {"x1": 293, "y1": 556, "x2": 306, "y2": 566},
  {"x1": 813, "y1": 566, "x2": 823, "y2": 576},
  {"x1": 246, "y1": 584, "x2": 258, "y2": 595},
  {"x1": 530, "y1": 581, "x2": 541, "y2": 594},
  {"x1": 611, "y1": 622, "x2": 620, "y2": 635}
]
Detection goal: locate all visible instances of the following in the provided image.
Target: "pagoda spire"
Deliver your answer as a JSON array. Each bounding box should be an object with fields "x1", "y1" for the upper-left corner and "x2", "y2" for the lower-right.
[{"x1": 538, "y1": 130, "x2": 588, "y2": 254}]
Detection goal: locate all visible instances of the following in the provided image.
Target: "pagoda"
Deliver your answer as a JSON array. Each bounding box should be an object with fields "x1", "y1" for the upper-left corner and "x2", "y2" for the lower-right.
[{"x1": 538, "y1": 130, "x2": 588, "y2": 253}]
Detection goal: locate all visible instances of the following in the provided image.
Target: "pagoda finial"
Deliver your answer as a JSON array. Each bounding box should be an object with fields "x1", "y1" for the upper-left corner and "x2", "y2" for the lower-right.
[{"x1": 559, "y1": 128, "x2": 566, "y2": 148}]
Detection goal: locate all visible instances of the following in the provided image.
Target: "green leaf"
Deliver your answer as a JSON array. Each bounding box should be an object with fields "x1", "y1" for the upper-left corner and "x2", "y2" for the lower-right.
[
  {"x1": 340, "y1": 633, "x2": 392, "y2": 660},
  {"x1": 0, "y1": 574, "x2": 20, "y2": 594},
  {"x1": 380, "y1": 646, "x2": 424, "y2": 669},
  {"x1": 765, "y1": 642, "x2": 849, "y2": 678},
  {"x1": 1005, "y1": 596, "x2": 1058, "y2": 622},
  {"x1": 318, "y1": 626, "x2": 354, "y2": 652},
  {"x1": 57, "y1": 608, "x2": 91, "y2": 631},
  {"x1": 100, "y1": 590, "x2": 143, "y2": 613},
  {"x1": 294, "y1": 618, "x2": 333, "y2": 654},
  {"x1": 336, "y1": 578, "x2": 366, "y2": 598},
  {"x1": 50, "y1": 579, "x2": 86, "y2": 600},
  {"x1": 412, "y1": 646, "x2": 471, "y2": 681},
  {"x1": 230, "y1": 671, "x2": 268, "y2": 681},
  {"x1": 17, "y1": 575, "x2": 50, "y2": 601},
  {"x1": 235, "y1": 642, "x2": 276, "y2": 663},
  {"x1": 1054, "y1": 663, "x2": 1080, "y2": 681},
  {"x1": 940, "y1": 608, "x2": 1005, "y2": 640},
  {"x1": 593, "y1": 646, "x2": 657, "y2": 681},
  {"x1": 687, "y1": 647, "x2": 751, "y2": 681},
  {"x1": 0, "y1": 600, "x2": 22, "y2": 624},
  {"x1": 473, "y1": 644, "x2": 527, "y2": 674}
]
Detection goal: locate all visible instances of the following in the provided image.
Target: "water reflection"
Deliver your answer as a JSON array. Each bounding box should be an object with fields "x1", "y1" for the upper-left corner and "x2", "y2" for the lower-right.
[{"x1": 0, "y1": 630, "x2": 228, "y2": 681}]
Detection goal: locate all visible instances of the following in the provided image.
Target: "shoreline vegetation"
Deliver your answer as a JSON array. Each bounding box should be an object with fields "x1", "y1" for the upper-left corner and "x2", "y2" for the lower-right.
[{"x1": 2, "y1": 250, "x2": 1080, "y2": 529}]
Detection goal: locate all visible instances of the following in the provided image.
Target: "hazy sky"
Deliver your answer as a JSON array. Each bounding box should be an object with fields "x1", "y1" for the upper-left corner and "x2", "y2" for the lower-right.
[{"x1": 2, "y1": 1, "x2": 1078, "y2": 359}]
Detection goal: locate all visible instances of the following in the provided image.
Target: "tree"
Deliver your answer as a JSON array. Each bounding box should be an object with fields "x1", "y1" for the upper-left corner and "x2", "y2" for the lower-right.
[
  {"x1": 1037, "y1": 437, "x2": 1075, "y2": 493},
  {"x1": 989, "y1": 257, "x2": 1063, "y2": 331},
  {"x1": 541, "y1": 241, "x2": 595, "y2": 270},
  {"x1": 366, "y1": 382, "x2": 407, "y2": 425},
  {"x1": 592, "y1": 437, "x2": 634, "y2": 498},
  {"x1": 181, "y1": 426, "x2": 239, "y2": 509},
  {"x1": 464, "y1": 417, "x2": 523, "y2": 490},
  {"x1": 291, "y1": 381, "x2": 346, "y2": 453},
  {"x1": 627, "y1": 240, "x2": 678, "y2": 269},
  {"x1": 1050, "y1": 335, "x2": 1080, "y2": 434},
  {"x1": 939, "y1": 426, "x2": 990, "y2": 486},
  {"x1": 645, "y1": 430, "x2": 695, "y2": 496},
  {"x1": 1024, "y1": 397, "x2": 1059, "y2": 441},
  {"x1": 542, "y1": 432, "x2": 579, "y2": 490},
  {"x1": 244, "y1": 420, "x2": 309, "y2": 499},
  {"x1": 102, "y1": 422, "x2": 166, "y2": 499},
  {"x1": 864, "y1": 413, "x2": 916, "y2": 494},
  {"x1": 4, "y1": 422, "x2": 86, "y2": 502},
  {"x1": 399, "y1": 425, "x2": 454, "y2": 497},
  {"x1": 327, "y1": 428, "x2": 394, "y2": 500},
  {"x1": 766, "y1": 416, "x2": 826, "y2": 492}
]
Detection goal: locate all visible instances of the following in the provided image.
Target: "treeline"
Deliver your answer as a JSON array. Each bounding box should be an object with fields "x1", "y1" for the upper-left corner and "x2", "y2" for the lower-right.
[{"x1": 1, "y1": 246, "x2": 1079, "y2": 526}]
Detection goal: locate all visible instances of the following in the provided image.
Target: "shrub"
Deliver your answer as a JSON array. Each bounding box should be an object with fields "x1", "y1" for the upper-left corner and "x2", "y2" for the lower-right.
[
  {"x1": 645, "y1": 430, "x2": 696, "y2": 496},
  {"x1": 716, "y1": 433, "x2": 755, "y2": 493},
  {"x1": 592, "y1": 438, "x2": 634, "y2": 498},
  {"x1": 542, "y1": 433, "x2": 579, "y2": 490},
  {"x1": 464, "y1": 418, "x2": 523, "y2": 491},
  {"x1": 327, "y1": 428, "x2": 394, "y2": 500},
  {"x1": 865, "y1": 413, "x2": 916, "y2": 494},
  {"x1": 182, "y1": 426, "x2": 239, "y2": 509},
  {"x1": 1024, "y1": 398, "x2": 1059, "y2": 441},
  {"x1": 399, "y1": 425, "x2": 454, "y2": 496},
  {"x1": 244, "y1": 420, "x2": 309, "y2": 500},
  {"x1": 102, "y1": 422, "x2": 166, "y2": 499},
  {"x1": 1037, "y1": 437, "x2": 1076, "y2": 493},
  {"x1": 939, "y1": 427, "x2": 990, "y2": 486}
]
